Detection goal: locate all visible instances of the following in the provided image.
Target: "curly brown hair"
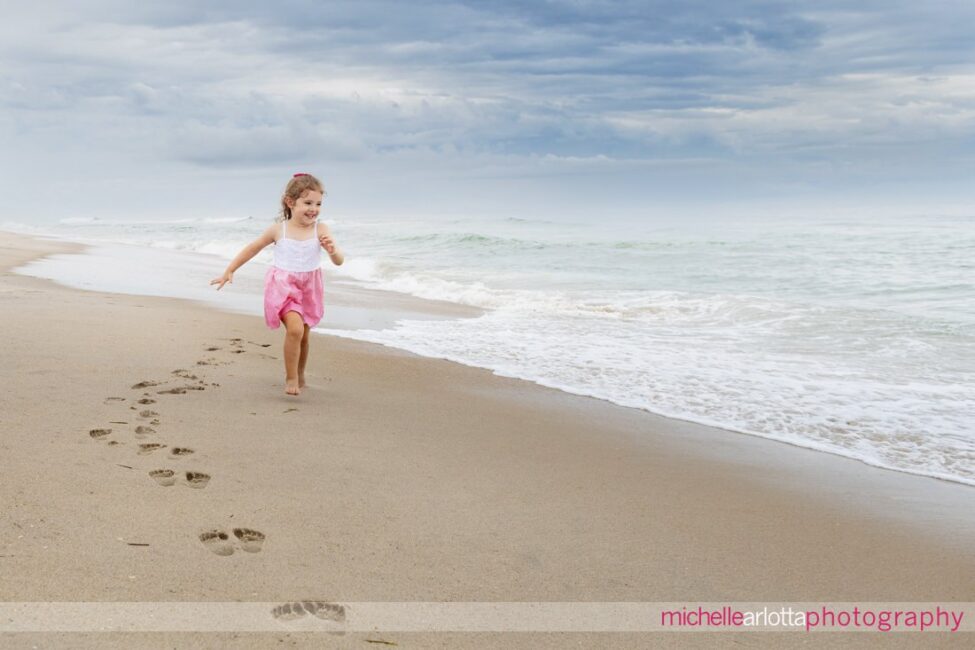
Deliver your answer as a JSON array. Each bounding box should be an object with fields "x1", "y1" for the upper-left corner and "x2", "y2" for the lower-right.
[{"x1": 279, "y1": 173, "x2": 325, "y2": 221}]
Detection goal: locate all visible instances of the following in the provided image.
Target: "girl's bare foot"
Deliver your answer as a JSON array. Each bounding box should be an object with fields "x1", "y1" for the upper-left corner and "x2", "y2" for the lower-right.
[
  {"x1": 285, "y1": 378, "x2": 301, "y2": 395},
  {"x1": 298, "y1": 373, "x2": 306, "y2": 389}
]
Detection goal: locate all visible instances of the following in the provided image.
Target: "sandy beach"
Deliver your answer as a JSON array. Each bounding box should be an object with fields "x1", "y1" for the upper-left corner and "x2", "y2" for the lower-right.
[{"x1": 1, "y1": 231, "x2": 974, "y2": 648}]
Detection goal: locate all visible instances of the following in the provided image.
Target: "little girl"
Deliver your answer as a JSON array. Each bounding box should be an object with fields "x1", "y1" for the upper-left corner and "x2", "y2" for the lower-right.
[{"x1": 210, "y1": 173, "x2": 344, "y2": 395}]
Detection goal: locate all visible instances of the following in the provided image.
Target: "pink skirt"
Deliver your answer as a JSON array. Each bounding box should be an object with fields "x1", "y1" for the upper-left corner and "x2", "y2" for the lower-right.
[{"x1": 264, "y1": 267, "x2": 324, "y2": 329}]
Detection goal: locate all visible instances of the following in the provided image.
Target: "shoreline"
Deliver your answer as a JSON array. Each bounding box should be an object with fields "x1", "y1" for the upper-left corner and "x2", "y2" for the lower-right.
[
  {"x1": 11, "y1": 229, "x2": 975, "y2": 491},
  {"x1": 9, "y1": 233, "x2": 482, "y2": 331},
  {"x1": 2, "y1": 232, "x2": 974, "y2": 646}
]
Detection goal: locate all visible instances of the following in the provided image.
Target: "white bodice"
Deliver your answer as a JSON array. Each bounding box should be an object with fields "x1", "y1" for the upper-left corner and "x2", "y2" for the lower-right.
[{"x1": 272, "y1": 221, "x2": 322, "y2": 272}]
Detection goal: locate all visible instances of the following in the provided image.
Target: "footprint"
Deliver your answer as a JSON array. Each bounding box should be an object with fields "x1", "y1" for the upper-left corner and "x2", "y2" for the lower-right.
[
  {"x1": 196, "y1": 358, "x2": 222, "y2": 366},
  {"x1": 205, "y1": 346, "x2": 220, "y2": 352},
  {"x1": 89, "y1": 428, "x2": 112, "y2": 439},
  {"x1": 272, "y1": 601, "x2": 346, "y2": 631},
  {"x1": 199, "y1": 530, "x2": 234, "y2": 556},
  {"x1": 131, "y1": 380, "x2": 160, "y2": 389},
  {"x1": 233, "y1": 528, "x2": 266, "y2": 553},
  {"x1": 139, "y1": 410, "x2": 159, "y2": 419},
  {"x1": 170, "y1": 447, "x2": 194, "y2": 457},
  {"x1": 137, "y1": 443, "x2": 166, "y2": 455},
  {"x1": 158, "y1": 386, "x2": 205, "y2": 394},
  {"x1": 231, "y1": 350, "x2": 245, "y2": 354},
  {"x1": 149, "y1": 469, "x2": 176, "y2": 487},
  {"x1": 137, "y1": 398, "x2": 156, "y2": 405},
  {"x1": 271, "y1": 602, "x2": 307, "y2": 621},
  {"x1": 104, "y1": 397, "x2": 126, "y2": 404},
  {"x1": 135, "y1": 425, "x2": 156, "y2": 437},
  {"x1": 184, "y1": 471, "x2": 210, "y2": 489},
  {"x1": 172, "y1": 369, "x2": 199, "y2": 380},
  {"x1": 304, "y1": 601, "x2": 346, "y2": 623}
]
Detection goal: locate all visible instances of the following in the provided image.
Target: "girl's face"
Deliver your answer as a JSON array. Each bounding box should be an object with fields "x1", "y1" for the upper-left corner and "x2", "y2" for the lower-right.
[{"x1": 288, "y1": 190, "x2": 323, "y2": 226}]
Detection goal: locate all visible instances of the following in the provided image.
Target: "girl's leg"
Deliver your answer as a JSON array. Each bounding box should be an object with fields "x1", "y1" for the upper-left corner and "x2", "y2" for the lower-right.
[
  {"x1": 282, "y1": 311, "x2": 305, "y2": 395},
  {"x1": 298, "y1": 324, "x2": 310, "y2": 388}
]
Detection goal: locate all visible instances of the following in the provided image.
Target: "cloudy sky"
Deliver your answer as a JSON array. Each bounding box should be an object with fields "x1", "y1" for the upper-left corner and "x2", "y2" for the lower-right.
[{"x1": 2, "y1": 1, "x2": 974, "y2": 222}]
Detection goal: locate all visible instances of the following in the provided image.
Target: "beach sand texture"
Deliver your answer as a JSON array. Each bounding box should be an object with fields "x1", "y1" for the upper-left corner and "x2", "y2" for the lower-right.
[{"x1": 1, "y1": 232, "x2": 973, "y2": 648}]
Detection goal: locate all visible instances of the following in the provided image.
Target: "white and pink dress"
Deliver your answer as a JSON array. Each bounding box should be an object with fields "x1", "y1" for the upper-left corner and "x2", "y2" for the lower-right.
[{"x1": 263, "y1": 220, "x2": 324, "y2": 329}]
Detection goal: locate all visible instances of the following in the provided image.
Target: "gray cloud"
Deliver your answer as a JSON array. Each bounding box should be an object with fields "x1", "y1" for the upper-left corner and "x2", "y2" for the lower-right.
[{"x1": 1, "y1": 1, "x2": 974, "y2": 219}]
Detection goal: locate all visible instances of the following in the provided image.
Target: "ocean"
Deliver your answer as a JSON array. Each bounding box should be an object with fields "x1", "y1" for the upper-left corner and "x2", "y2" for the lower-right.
[{"x1": 6, "y1": 211, "x2": 974, "y2": 486}]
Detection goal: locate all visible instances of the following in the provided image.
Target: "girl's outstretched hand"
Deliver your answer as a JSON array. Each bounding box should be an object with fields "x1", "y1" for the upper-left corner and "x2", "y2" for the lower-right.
[
  {"x1": 319, "y1": 233, "x2": 336, "y2": 254},
  {"x1": 210, "y1": 271, "x2": 233, "y2": 290}
]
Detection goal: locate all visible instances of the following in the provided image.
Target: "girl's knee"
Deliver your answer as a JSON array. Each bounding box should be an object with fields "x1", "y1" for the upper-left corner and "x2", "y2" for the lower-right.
[{"x1": 283, "y1": 317, "x2": 305, "y2": 339}]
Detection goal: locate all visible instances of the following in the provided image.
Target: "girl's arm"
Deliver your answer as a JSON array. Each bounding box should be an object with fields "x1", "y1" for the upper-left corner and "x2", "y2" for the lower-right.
[
  {"x1": 210, "y1": 224, "x2": 278, "y2": 290},
  {"x1": 318, "y1": 222, "x2": 345, "y2": 266}
]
